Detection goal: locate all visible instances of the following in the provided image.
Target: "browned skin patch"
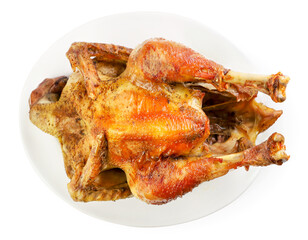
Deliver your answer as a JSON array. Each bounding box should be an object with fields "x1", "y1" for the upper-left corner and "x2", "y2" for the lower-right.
[{"x1": 29, "y1": 76, "x2": 68, "y2": 107}]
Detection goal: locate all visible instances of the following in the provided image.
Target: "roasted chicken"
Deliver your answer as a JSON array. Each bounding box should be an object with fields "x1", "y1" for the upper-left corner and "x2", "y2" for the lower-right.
[{"x1": 29, "y1": 38, "x2": 289, "y2": 204}]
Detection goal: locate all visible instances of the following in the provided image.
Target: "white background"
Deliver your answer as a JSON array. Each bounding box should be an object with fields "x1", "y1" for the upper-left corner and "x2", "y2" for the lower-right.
[{"x1": 1, "y1": 0, "x2": 307, "y2": 239}]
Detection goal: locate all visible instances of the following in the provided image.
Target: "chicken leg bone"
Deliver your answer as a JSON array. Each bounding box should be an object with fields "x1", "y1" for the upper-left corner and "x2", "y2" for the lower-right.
[
  {"x1": 224, "y1": 71, "x2": 289, "y2": 102},
  {"x1": 219, "y1": 132, "x2": 289, "y2": 166}
]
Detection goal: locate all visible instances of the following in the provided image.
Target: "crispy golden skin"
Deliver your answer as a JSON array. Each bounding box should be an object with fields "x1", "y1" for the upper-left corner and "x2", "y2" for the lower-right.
[{"x1": 29, "y1": 38, "x2": 289, "y2": 204}]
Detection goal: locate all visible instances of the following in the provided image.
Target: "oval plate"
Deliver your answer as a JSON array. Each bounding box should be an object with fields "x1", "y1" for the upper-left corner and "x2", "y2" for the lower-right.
[{"x1": 20, "y1": 12, "x2": 261, "y2": 227}]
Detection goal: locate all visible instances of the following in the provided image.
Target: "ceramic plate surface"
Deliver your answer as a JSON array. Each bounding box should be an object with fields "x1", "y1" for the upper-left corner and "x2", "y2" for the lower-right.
[{"x1": 20, "y1": 12, "x2": 270, "y2": 227}]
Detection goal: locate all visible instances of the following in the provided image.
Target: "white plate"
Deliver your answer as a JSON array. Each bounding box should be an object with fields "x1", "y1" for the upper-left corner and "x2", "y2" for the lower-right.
[{"x1": 20, "y1": 12, "x2": 264, "y2": 227}]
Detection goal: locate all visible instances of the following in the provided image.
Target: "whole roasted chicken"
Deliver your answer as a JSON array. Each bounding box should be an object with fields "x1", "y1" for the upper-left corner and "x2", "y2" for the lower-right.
[{"x1": 29, "y1": 38, "x2": 289, "y2": 204}]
